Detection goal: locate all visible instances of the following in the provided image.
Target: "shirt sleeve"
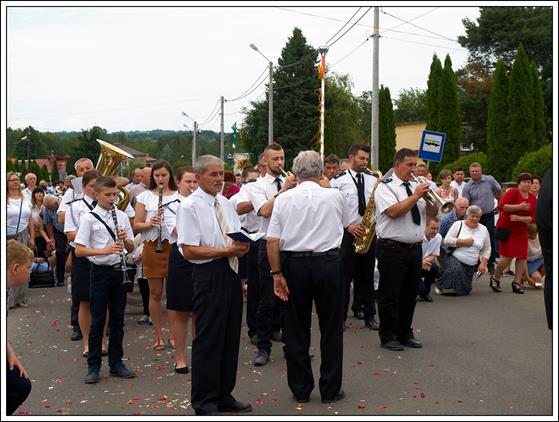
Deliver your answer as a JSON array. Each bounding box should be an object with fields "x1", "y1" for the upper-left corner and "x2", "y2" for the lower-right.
[
  {"x1": 267, "y1": 197, "x2": 282, "y2": 239},
  {"x1": 249, "y1": 184, "x2": 269, "y2": 215},
  {"x1": 339, "y1": 191, "x2": 350, "y2": 228},
  {"x1": 122, "y1": 213, "x2": 134, "y2": 240},
  {"x1": 432, "y1": 234, "x2": 442, "y2": 257},
  {"x1": 57, "y1": 189, "x2": 73, "y2": 214},
  {"x1": 374, "y1": 183, "x2": 398, "y2": 216},
  {"x1": 489, "y1": 176, "x2": 501, "y2": 193},
  {"x1": 124, "y1": 203, "x2": 135, "y2": 218},
  {"x1": 462, "y1": 183, "x2": 470, "y2": 201},
  {"x1": 444, "y1": 221, "x2": 461, "y2": 247},
  {"x1": 177, "y1": 202, "x2": 200, "y2": 247},
  {"x1": 74, "y1": 215, "x2": 92, "y2": 247},
  {"x1": 64, "y1": 204, "x2": 78, "y2": 233}
]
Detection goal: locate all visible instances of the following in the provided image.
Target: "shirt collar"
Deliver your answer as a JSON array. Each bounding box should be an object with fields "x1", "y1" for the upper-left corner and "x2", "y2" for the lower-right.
[
  {"x1": 392, "y1": 172, "x2": 407, "y2": 186},
  {"x1": 195, "y1": 187, "x2": 218, "y2": 207},
  {"x1": 93, "y1": 204, "x2": 112, "y2": 217},
  {"x1": 264, "y1": 173, "x2": 284, "y2": 184},
  {"x1": 298, "y1": 180, "x2": 320, "y2": 189}
]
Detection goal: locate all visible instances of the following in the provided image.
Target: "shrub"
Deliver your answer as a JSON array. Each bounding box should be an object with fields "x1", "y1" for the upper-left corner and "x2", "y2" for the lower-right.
[{"x1": 512, "y1": 144, "x2": 552, "y2": 179}]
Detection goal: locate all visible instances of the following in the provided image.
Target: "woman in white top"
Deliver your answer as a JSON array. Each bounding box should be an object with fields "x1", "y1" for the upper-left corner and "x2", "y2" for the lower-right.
[
  {"x1": 436, "y1": 205, "x2": 491, "y2": 296},
  {"x1": 436, "y1": 169, "x2": 459, "y2": 213},
  {"x1": 7, "y1": 172, "x2": 35, "y2": 308},
  {"x1": 30, "y1": 187, "x2": 52, "y2": 258},
  {"x1": 133, "y1": 160, "x2": 179, "y2": 351},
  {"x1": 523, "y1": 223, "x2": 544, "y2": 288}
]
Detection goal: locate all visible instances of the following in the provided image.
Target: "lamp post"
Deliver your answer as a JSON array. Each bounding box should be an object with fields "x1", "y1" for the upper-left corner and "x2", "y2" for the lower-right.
[
  {"x1": 250, "y1": 43, "x2": 273, "y2": 145},
  {"x1": 182, "y1": 112, "x2": 197, "y2": 165}
]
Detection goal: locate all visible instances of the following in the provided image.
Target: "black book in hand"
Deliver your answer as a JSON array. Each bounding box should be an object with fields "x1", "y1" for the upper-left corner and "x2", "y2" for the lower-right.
[{"x1": 226, "y1": 229, "x2": 265, "y2": 243}]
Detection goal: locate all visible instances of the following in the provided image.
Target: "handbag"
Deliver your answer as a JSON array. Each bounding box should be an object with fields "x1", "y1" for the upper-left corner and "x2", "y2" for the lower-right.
[
  {"x1": 29, "y1": 260, "x2": 56, "y2": 288},
  {"x1": 495, "y1": 227, "x2": 510, "y2": 241}
]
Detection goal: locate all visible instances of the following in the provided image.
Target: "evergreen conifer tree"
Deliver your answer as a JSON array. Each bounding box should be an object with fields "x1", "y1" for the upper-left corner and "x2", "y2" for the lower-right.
[
  {"x1": 378, "y1": 85, "x2": 396, "y2": 172},
  {"x1": 436, "y1": 55, "x2": 461, "y2": 167},
  {"x1": 531, "y1": 60, "x2": 547, "y2": 148},
  {"x1": 426, "y1": 54, "x2": 443, "y2": 132}
]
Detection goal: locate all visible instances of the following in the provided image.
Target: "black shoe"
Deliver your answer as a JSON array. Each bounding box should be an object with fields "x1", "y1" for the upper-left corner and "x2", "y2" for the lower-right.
[
  {"x1": 56, "y1": 282, "x2": 65, "y2": 287},
  {"x1": 381, "y1": 340, "x2": 404, "y2": 351},
  {"x1": 71, "y1": 330, "x2": 83, "y2": 341},
  {"x1": 353, "y1": 310, "x2": 365, "y2": 320},
  {"x1": 109, "y1": 364, "x2": 136, "y2": 379},
  {"x1": 84, "y1": 367, "x2": 100, "y2": 384},
  {"x1": 250, "y1": 334, "x2": 259, "y2": 346},
  {"x1": 293, "y1": 395, "x2": 309, "y2": 404},
  {"x1": 490, "y1": 276, "x2": 502, "y2": 293},
  {"x1": 512, "y1": 282, "x2": 525, "y2": 294},
  {"x1": 174, "y1": 363, "x2": 190, "y2": 374},
  {"x1": 218, "y1": 401, "x2": 253, "y2": 413},
  {"x1": 321, "y1": 389, "x2": 345, "y2": 403},
  {"x1": 399, "y1": 336, "x2": 423, "y2": 348},
  {"x1": 420, "y1": 294, "x2": 434, "y2": 302},
  {"x1": 364, "y1": 317, "x2": 379, "y2": 330},
  {"x1": 254, "y1": 350, "x2": 270, "y2": 366},
  {"x1": 271, "y1": 331, "x2": 283, "y2": 342}
]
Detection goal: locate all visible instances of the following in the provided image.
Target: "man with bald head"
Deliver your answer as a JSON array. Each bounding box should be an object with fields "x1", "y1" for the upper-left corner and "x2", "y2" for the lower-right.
[
  {"x1": 128, "y1": 166, "x2": 151, "y2": 208},
  {"x1": 439, "y1": 197, "x2": 469, "y2": 238},
  {"x1": 42, "y1": 195, "x2": 67, "y2": 287}
]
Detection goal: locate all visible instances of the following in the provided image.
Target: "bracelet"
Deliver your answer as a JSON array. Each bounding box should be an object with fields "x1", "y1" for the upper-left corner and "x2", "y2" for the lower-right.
[
  {"x1": 270, "y1": 269, "x2": 282, "y2": 276},
  {"x1": 273, "y1": 193, "x2": 280, "y2": 199}
]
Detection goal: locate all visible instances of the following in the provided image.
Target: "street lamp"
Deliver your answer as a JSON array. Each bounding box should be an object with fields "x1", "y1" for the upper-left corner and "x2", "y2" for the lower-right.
[
  {"x1": 250, "y1": 43, "x2": 273, "y2": 145},
  {"x1": 182, "y1": 112, "x2": 197, "y2": 165}
]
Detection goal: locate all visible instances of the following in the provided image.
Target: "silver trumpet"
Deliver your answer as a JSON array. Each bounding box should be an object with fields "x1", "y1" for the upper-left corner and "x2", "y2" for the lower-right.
[
  {"x1": 411, "y1": 174, "x2": 446, "y2": 209},
  {"x1": 279, "y1": 167, "x2": 293, "y2": 178},
  {"x1": 111, "y1": 205, "x2": 132, "y2": 288}
]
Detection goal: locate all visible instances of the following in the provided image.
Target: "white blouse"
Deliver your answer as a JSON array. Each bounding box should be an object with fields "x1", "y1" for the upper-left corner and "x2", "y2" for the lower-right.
[
  {"x1": 137, "y1": 190, "x2": 179, "y2": 243},
  {"x1": 444, "y1": 221, "x2": 491, "y2": 266},
  {"x1": 7, "y1": 197, "x2": 32, "y2": 237}
]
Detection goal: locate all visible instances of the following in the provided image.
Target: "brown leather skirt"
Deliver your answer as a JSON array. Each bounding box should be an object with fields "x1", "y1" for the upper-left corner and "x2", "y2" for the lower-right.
[{"x1": 142, "y1": 240, "x2": 171, "y2": 279}]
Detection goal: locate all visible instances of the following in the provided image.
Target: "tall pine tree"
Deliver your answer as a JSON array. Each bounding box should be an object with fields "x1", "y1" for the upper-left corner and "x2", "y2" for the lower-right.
[
  {"x1": 531, "y1": 60, "x2": 547, "y2": 149},
  {"x1": 378, "y1": 85, "x2": 396, "y2": 172},
  {"x1": 425, "y1": 54, "x2": 443, "y2": 132},
  {"x1": 486, "y1": 59, "x2": 510, "y2": 182},
  {"x1": 436, "y1": 55, "x2": 461, "y2": 166}
]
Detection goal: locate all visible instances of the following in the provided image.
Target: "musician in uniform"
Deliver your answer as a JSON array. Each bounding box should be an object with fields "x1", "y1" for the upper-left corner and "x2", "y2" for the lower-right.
[
  {"x1": 177, "y1": 155, "x2": 252, "y2": 416},
  {"x1": 374, "y1": 148, "x2": 438, "y2": 351},
  {"x1": 330, "y1": 144, "x2": 379, "y2": 330},
  {"x1": 267, "y1": 150, "x2": 347, "y2": 404}
]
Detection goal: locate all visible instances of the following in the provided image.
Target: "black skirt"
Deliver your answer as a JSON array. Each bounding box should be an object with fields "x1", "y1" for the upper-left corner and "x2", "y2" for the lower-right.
[
  {"x1": 71, "y1": 248, "x2": 92, "y2": 302},
  {"x1": 166, "y1": 243, "x2": 194, "y2": 312}
]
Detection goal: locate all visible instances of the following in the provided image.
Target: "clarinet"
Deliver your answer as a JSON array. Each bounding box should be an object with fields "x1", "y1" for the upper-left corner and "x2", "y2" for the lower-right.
[
  {"x1": 111, "y1": 205, "x2": 132, "y2": 287},
  {"x1": 155, "y1": 183, "x2": 164, "y2": 253}
]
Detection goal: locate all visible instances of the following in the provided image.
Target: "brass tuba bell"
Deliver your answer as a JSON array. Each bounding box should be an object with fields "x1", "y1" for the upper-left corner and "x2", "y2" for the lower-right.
[{"x1": 96, "y1": 139, "x2": 134, "y2": 211}]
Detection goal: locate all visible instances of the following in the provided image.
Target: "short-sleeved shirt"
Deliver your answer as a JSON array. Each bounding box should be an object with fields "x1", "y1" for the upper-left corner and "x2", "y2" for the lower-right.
[
  {"x1": 422, "y1": 233, "x2": 442, "y2": 259},
  {"x1": 74, "y1": 205, "x2": 134, "y2": 266},
  {"x1": 136, "y1": 190, "x2": 179, "y2": 243},
  {"x1": 374, "y1": 172, "x2": 427, "y2": 244},
  {"x1": 462, "y1": 175, "x2": 501, "y2": 214},
  {"x1": 439, "y1": 209, "x2": 462, "y2": 238},
  {"x1": 267, "y1": 181, "x2": 348, "y2": 252},
  {"x1": 58, "y1": 188, "x2": 83, "y2": 226},
  {"x1": 330, "y1": 169, "x2": 378, "y2": 226},
  {"x1": 234, "y1": 181, "x2": 261, "y2": 233},
  {"x1": 64, "y1": 195, "x2": 98, "y2": 248},
  {"x1": 42, "y1": 206, "x2": 65, "y2": 233},
  {"x1": 7, "y1": 197, "x2": 32, "y2": 236},
  {"x1": 450, "y1": 180, "x2": 466, "y2": 197},
  {"x1": 176, "y1": 187, "x2": 242, "y2": 264},
  {"x1": 247, "y1": 173, "x2": 285, "y2": 236}
]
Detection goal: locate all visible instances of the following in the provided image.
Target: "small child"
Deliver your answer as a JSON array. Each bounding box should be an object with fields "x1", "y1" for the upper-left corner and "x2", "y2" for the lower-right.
[
  {"x1": 6, "y1": 240, "x2": 34, "y2": 414},
  {"x1": 74, "y1": 176, "x2": 136, "y2": 384}
]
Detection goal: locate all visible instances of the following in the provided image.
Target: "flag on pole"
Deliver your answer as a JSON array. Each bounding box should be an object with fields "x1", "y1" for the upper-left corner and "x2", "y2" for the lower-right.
[{"x1": 317, "y1": 52, "x2": 326, "y2": 80}]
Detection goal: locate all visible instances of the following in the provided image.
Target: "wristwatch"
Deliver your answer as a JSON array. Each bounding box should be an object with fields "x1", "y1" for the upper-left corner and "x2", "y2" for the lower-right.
[{"x1": 270, "y1": 269, "x2": 282, "y2": 276}]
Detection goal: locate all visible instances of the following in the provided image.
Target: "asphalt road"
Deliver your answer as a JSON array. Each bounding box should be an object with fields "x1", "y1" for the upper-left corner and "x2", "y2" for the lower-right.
[{"x1": 6, "y1": 274, "x2": 553, "y2": 417}]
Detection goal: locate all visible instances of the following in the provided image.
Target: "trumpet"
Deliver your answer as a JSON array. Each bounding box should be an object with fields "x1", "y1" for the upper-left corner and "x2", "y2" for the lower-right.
[
  {"x1": 279, "y1": 167, "x2": 293, "y2": 178},
  {"x1": 411, "y1": 174, "x2": 446, "y2": 209},
  {"x1": 155, "y1": 183, "x2": 164, "y2": 253},
  {"x1": 111, "y1": 205, "x2": 132, "y2": 288}
]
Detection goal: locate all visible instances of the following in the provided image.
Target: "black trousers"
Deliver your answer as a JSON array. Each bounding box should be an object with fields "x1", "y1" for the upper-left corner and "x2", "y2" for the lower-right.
[
  {"x1": 479, "y1": 213, "x2": 497, "y2": 265},
  {"x1": 7, "y1": 362, "x2": 32, "y2": 415},
  {"x1": 137, "y1": 277, "x2": 150, "y2": 316},
  {"x1": 283, "y1": 253, "x2": 344, "y2": 401},
  {"x1": 419, "y1": 262, "x2": 439, "y2": 297},
  {"x1": 53, "y1": 227, "x2": 68, "y2": 285},
  {"x1": 256, "y1": 239, "x2": 281, "y2": 352},
  {"x1": 340, "y1": 231, "x2": 376, "y2": 321},
  {"x1": 245, "y1": 242, "x2": 259, "y2": 338},
  {"x1": 191, "y1": 259, "x2": 243, "y2": 415},
  {"x1": 376, "y1": 240, "x2": 422, "y2": 344}
]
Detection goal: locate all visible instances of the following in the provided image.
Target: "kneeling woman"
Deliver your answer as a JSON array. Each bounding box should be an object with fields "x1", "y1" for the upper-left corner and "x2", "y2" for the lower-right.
[{"x1": 436, "y1": 205, "x2": 491, "y2": 296}]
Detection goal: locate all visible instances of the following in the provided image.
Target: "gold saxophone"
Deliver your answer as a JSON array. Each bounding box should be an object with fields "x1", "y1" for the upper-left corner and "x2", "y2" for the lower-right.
[{"x1": 353, "y1": 169, "x2": 383, "y2": 254}]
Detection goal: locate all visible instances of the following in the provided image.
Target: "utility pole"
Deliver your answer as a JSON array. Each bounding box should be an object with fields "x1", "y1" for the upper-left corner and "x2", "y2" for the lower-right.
[
  {"x1": 192, "y1": 121, "x2": 197, "y2": 165},
  {"x1": 371, "y1": 7, "x2": 380, "y2": 170},
  {"x1": 220, "y1": 96, "x2": 225, "y2": 160},
  {"x1": 268, "y1": 61, "x2": 273, "y2": 144},
  {"x1": 318, "y1": 46, "x2": 329, "y2": 159}
]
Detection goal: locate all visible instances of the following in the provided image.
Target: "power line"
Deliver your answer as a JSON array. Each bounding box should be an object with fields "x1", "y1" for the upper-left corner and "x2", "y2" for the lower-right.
[
  {"x1": 381, "y1": 8, "x2": 457, "y2": 42},
  {"x1": 330, "y1": 35, "x2": 372, "y2": 68},
  {"x1": 199, "y1": 98, "x2": 221, "y2": 126},
  {"x1": 276, "y1": 52, "x2": 317, "y2": 69},
  {"x1": 226, "y1": 65, "x2": 269, "y2": 102},
  {"x1": 382, "y1": 35, "x2": 466, "y2": 52},
  {"x1": 226, "y1": 72, "x2": 269, "y2": 103},
  {"x1": 380, "y1": 7, "x2": 440, "y2": 37},
  {"x1": 325, "y1": 7, "x2": 362, "y2": 45},
  {"x1": 328, "y1": 7, "x2": 372, "y2": 48}
]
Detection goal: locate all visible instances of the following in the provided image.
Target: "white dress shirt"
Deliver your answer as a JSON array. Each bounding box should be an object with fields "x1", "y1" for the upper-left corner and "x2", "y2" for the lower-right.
[
  {"x1": 233, "y1": 182, "x2": 261, "y2": 233},
  {"x1": 7, "y1": 197, "x2": 32, "y2": 237},
  {"x1": 267, "y1": 181, "x2": 348, "y2": 252},
  {"x1": 176, "y1": 187, "x2": 242, "y2": 264},
  {"x1": 330, "y1": 168, "x2": 378, "y2": 226},
  {"x1": 165, "y1": 193, "x2": 188, "y2": 245},
  {"x1": 23, "y1": 187, "x2": 33, "y2": 201},
  {"x1": 136, "y1": 190, "x2": 179, "y2": 243},
  {"x1": 75, "y1": 205, "x2": 134, "y2": 266},
  {"x1": 64, "y1": 195, "x2": 98, "y2": 248},
  {"x1": 444, "y1": 221, "x2": 491, "y2": 266},
  {"x1": 422, "y1": 233, "x2": 442, "y2": 259},
  {"x1": 247, "y1": 173, "x2": 285, "y2": 236},
  {"x1": 374, "y1": 172, "x2": 427, "y2": 244},
  {"x1": 57, "y1": 187, "x2": 84, "y2": 226},
  {"x1": 450, "y1": 180, "x2": 465, "y2": 197}
]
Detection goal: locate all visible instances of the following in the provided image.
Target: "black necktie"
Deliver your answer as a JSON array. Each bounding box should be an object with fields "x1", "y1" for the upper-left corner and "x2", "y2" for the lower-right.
[
  {"x1": 274, "y1": 178, "x2": 282, "y2": 193},
  {"x1": 91, "y1": 200, "x2": 98, "y2": 208},
  {"x1": 403, "y1": 182, "x2": 421, "y2": 225},
  {"x1": 356, "y1": 173, "x2": 366, "y2": 216}
]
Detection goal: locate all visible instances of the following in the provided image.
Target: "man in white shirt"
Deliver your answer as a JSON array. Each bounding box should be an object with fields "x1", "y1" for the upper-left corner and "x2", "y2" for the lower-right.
[
  {"x1": 23, "y1": 173, "x2": 37, "y2": 200},
  {"x1": 267, "y1": 150, "x2": 347, "y2": 405},
  {"x1": 450, "y1": 167, "x2": 466, "y2": 197},
  {"x1": 419, "y1": 217, "x2": 442, "y2": 302},
  {"x1": 176, "y1": 155, "x2": 252, "y2": 416}
]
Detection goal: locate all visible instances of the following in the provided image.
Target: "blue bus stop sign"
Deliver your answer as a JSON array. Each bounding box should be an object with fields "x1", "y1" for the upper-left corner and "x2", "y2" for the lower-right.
[{"x1": 418, "y1": 130, "x2": 446, "y2": 163}]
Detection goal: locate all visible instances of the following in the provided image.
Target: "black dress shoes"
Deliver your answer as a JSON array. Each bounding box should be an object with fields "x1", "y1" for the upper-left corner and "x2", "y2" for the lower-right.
[
  {"x1": 84, "y1": 367, "x2": 100, "y2": 384},
  {"x1": 174, "y1": 364, "x2": 190, "y2": 374},
  {"x1": 109, "y1": 364, "x2": 136, "y2": 378},
  {"x1": 399, "y1": 337, "x2": 423, "y2": 348},
  {"x1": 218, "y1": 401, "x2": 253, "y2": 413},
  {"x1": 353, "y1": 310, "x2": 365, "y2": 320},
  {"x1": 381, "y1": 340, "x2": 404, "y2": 351},
  {"x1": 364, "y1": 317, "x2": 379, "y2": 330},
  {"x1": 419, "y1": 294, "x2": 434, "y2": 302},
  {"x1": 321, "y1": 389, "x2": 345, "y2": 403},
  {"x1": 71, "y1": 330, "x2": 83, "y2": 341},
  {"x1": 293, "y1": 395, "x2": 309, "y2": 404}
]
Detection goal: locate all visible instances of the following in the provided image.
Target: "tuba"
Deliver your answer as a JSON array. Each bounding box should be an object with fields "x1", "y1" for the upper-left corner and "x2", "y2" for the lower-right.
[
  {"x1": 96, "y1": 139, "x2": 134, "y2": 211},
  {"x1": 353, "y1": 169, "x2": 383, "y2": 254}
]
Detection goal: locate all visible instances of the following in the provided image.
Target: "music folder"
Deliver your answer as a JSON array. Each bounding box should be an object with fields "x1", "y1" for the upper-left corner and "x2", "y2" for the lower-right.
[{"x1": 226, "y1": 229, "x2": 265, "y2": 243}]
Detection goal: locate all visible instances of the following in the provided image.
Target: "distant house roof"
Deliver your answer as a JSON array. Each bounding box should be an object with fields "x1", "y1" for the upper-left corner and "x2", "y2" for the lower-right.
[{"x1": 114, "y1": 143, "x2": 149, "y2": 158}]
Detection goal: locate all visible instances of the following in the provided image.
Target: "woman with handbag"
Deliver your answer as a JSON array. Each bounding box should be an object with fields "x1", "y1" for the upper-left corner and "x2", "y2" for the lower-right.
[{"x1": 491, "y1": 173, "x2": 537, "y2": 294}]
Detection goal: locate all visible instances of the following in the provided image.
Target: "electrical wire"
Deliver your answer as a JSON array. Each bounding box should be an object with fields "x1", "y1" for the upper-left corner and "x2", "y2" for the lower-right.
[
  {"x1": 328, "y1": 7, "x2": 372, "y2": 48},
  {"x1": 381, "y1": 8, "x2": 457, "y2": 42},
  {"x1": 324, "y1": 7, "x2": 362, "y2": 45},
  {"x1": 226, "y1": 72, "x2": 269, "y2": 103},
  {"x1": 330, "y1": 35, "x2": 372, "y2": 68},
  {"x1": 226, "y1": 65, "x2": 269, "y2": 102},
  {"x1": 199, "y1": 98, "x2": 221, "y2": 126},
  {"x1": 382, "y1": 35, "x2": 466, "y2": 52}
]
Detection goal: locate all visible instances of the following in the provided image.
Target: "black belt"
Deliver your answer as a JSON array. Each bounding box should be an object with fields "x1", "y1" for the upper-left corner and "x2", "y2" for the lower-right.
[
  {"x1": 92, "y1": 263, "x2": 123, "y2": 270},
  {"x1": 284, "y1": 248, "x2": 340, "y2": 258},
  {"x1": 379, "y1": 238, "x2": 421, "y2": 249}
]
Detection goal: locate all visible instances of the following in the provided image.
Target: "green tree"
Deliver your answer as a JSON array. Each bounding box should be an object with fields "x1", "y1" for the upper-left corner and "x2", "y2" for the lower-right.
[
  {"x1": 239, "y1": 99, "x2": 268, "y2": 161},
  {"x1": 393, "y1": 88, "x2": 427, "y2": 123},
  {"x1": 531, "y1": 60, "x2": 547, "y2": 148},
  {"x1": 486, "y1": 59, "x2": 510, "y2": 182},
  {"x1": 512, "y1": 144, "x2": 552, "y2": 179},
  {"x1": 73, "y1": 126, "x2": 105, "y2": 168},
  {"x1": 378, "y1": 85, "x2": 396, "y2": 172},
  {"x1": 436, "y1": 55, "x2": 461, "y2": 167},
  {"x1": 507, "y1": 44, "x2": 535, "y2": 181},
  {"x1": 425, "y1": 54, "x2": 443, "y2": 131}
]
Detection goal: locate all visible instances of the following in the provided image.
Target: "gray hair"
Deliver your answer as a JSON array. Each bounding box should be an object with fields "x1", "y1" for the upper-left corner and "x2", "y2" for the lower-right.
[
  {"x1": 194, "y1": 155, "x2": 224, "y2": 175},
  {"x1": 74, "y1": 158, "x2": 94, "y2": 171},
  {"x1": 292, "y1": 150, "x2": 323, "y2": 180},
  {"x1": 25, "y1": 172, "x2": 36, "y2": 181},
  {"x1": 466, "y1": 205, "x2": 482, "y2": 216}
]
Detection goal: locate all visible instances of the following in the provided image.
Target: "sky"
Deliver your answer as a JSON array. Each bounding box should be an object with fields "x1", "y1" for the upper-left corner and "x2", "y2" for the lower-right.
[{"x1": 4, "y1": 2, "x2": 481, "y2": 134}]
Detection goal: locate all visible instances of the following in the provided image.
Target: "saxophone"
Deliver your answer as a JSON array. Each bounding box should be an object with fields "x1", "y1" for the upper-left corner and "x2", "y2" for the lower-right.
[{"x1": 353, "y1": 169, "x2": 383, "y2": 254}]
